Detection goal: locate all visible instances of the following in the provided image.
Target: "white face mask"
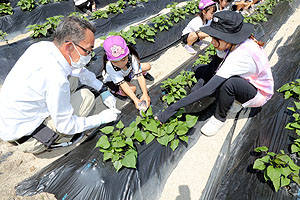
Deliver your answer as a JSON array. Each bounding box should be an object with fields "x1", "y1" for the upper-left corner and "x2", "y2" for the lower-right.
[{"x1": 69, "y1": 43, "x2": 92, "y2": 69}]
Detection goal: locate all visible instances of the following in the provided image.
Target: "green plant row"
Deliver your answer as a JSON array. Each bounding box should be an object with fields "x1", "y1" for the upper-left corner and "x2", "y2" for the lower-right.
[
  {"x1": 252, "y1": 79, "x2": 300, "y2": 192},
  {"x1": 253, "y1": 146, "x2": 300, "y2": 192},
  {"x1": 0, "y1": 2, "x2": 13, "y2": 16},
  {"x1": 96, "y1": 106, "x2": 198, "y2": 171},
  {"x1": 278, "y1": 79, "x2": 300, "y2": 156},
  {"x1": 0, "y1": 30, "x2": 8, "y2": 44},
  {"x1": 26, "y1": 1, "x2": 200, "y2": 40},
  {"x1": 193, "y1": 44, "x2": 216, "y2": 66},
  {"x1": 99, "y1": 1, "x2": 200, "y2": 45},
  {"x1": 243, "y1": 0, "x2": 290, "y2": 25},
  {"x1": 160, "y1": 70, "x2": 197, "y2": 105}
]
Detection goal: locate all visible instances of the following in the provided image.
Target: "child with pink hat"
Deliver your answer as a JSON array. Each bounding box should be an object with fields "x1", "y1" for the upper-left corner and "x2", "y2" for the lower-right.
[
  {"x1": 181, "y1": 0, "x2": 217, "y2": 54},
  {"x1": 102, "y1": 35, "x2": 152, "y2": 111}
]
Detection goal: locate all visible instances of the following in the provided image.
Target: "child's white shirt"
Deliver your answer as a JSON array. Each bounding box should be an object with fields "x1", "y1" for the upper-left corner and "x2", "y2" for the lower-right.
[
  {"x1": 102, "y1": 55, "x2": 142, "y2": 85},
  {"x1": 182, "y1": 16, "x2": 211, "y2": 36}
]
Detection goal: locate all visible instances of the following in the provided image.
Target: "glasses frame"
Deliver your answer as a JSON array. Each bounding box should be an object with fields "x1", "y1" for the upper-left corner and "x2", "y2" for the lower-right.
[{"x1": 65, "y1": 41, "x2": 93, "y2": 56}]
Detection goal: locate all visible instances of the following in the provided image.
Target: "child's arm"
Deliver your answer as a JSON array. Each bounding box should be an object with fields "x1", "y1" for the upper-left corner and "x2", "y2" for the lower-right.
[
  {"x1": 119, "y1": 82, "x2": 140, "y2": 109},
  {"x1": 137, "y1": 75, "x2": 151, "y2": 107}
]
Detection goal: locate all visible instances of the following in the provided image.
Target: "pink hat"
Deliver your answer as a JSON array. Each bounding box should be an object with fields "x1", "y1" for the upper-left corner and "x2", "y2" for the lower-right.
[
  {"x1": 103, "y1": 36, "x2": 129, "y2": 61},
  {"x1": 199, "y1": 0, "x2": 216, "y2": 10}
]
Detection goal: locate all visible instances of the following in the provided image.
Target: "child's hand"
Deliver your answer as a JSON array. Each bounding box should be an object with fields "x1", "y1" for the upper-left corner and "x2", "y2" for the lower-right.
[
  {"x1": 141, "y1": 94, "x2": 151, "y2": 108},
  {"x1": 134, "y1": 99, "x2": 141, "y2": 110}
]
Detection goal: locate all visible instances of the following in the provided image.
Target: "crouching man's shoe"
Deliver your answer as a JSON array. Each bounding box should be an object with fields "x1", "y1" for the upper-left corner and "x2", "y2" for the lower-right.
[{"x1": 201, "y1": 116, "x2": 225, "y2": 136}]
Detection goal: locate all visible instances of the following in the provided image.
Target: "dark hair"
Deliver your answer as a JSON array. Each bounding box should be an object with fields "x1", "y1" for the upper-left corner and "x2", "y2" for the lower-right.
[
  {"x1": 102, "y1": 45, "x2": 140, "y2": 72},
  {"x1": 198, "y1": 4, "x2": 217, "y2": 23},
  {"x1": 54, "y1": 16, "x2": 96, "y2": 45}
]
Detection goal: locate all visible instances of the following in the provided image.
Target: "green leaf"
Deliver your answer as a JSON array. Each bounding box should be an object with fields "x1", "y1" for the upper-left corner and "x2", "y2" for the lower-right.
[
  {"x1": 254, "y1": 146, "x2": 268, "y2": 152},
  {"x1": 179, "y1": 135, "x2": 188, "y2": 143},
  {"x1": 96, "y1": 135, "x2": 110, "y2": 149},
  {"x1": 166, "y1": 123, "x2": 175, "y2": 133},
  {"x1": 157, "y1": 128, "x2": 166, "y2": 137},
  {"x1": 291, "y1": 144, "x2": 300, "y2": 153},
  {"x1": 267, "y1": 166, "x2": 281, "y2": 181},
  {"x1": 157, "y1": 134, "x2": 169, "y2": 146},
  {"x1": 136, "y1": 116, "x2": 142, "y2": 125},
  {"x1": 116, "y1": 120, "x2": 124, "y2": 129},
  {"x1": 280, "y1": 176, "x2": 290, "y2": 187},
  {"x1": 125, "y1": 138, "x2": 134, "y2": 148},
  {"x1": 145, "y1": 133, "x2": 155, "y2": 144},
  {"x1": 123, "y1": 127, "x2": 135, "y2": 138},
  {"x1": 100, "y1": 126, "x2": 114, "y2": 134},
  {"x1": 292, "y1": 175, "x2": 300, "y2": 185},
  {"x1": 260, "y1": 155, "x2": 270, "y2": 163},
  {"x1": 144, "y1": 119, "x2": 158, "y2": 133},
  {"x1": 170, "y1": 139, "x2": 179, "y2": 151},
  {"x1": 176, "y1": 125, "x2": 189, "y2": 136},
  {"x1": 289, "y1": 162, "x2": 300, "y2": 171},
  {"x1": 293, "y1": 86, "x2": 300, "y2": 95},
  {"x1": 253, "y1": 159, "x2": 266, "y2": 170},
  {"x1": 168, "y1": 133, "x2": 175, "y2": 142},
  {"x1": 281, "y1": 167, "x2": 292, "y2": 177},
  {"x1": 121, "y1": 153, "x2": 136, "y2": 168},
  {"x1": 294, "y1": 101, "x2": 300, "y2": 110},
  {"x1": 186, "y1": 115, "x2": 198, "y2": 128},
  {"x1": 103, "y1": 151, "x2": 113, "y2": 161},
  {"x1": 267, "y1": 152, "x2": 276, "y2": 157},
  {"x1": 113, "y1": 160, "x2": 123, "y2": 172},
  {"x1": 146, "y1": 106, "x2": 153, "y2": 116},
  {"x1": 134, "y1": 130, "x2": 147, "y2": 142},
  {"x1": 272, "y1": 177, "x2": 281, "y2": 192},
  {"x1": 112, "y1": 153, "x2": 120, "y2": 162}
]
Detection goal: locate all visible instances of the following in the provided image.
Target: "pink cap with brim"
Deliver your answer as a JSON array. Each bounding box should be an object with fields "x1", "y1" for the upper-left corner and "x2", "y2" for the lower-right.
[
  {"x1": 199, "y1": 0, "x2": 216, "y2": 10},
  {"x1": 103, "y1": 36, "x2": 129, "y2": 61}
]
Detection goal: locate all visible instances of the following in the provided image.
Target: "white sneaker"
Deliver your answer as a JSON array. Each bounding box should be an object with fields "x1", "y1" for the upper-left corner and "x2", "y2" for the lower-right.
[
  {"x1": 184, "y1": 44, "x2": 197, "y2": 54},
  {"x1": 201, "y1": 116, "x2": 225, "y2": 137}
]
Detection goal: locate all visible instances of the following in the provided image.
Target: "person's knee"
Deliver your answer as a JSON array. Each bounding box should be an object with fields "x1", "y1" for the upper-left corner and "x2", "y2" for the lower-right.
[
  {"x1": 81, "y1": 88, "x2": 95, "y2": 103},
  {"x1": 220, "y1": 77, "x2": 238, "y2": 93},
  {"x1": 142, "y1": 63, "x2": 151, "y2": 71}
]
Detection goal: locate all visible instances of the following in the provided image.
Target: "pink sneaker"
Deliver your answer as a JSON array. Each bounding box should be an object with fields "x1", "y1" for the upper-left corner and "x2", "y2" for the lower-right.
[{"x1": 184, "y1": 44, "x2": 197, "y2": 54}]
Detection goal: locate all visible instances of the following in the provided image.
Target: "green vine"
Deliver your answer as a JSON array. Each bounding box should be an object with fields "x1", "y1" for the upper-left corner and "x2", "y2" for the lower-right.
[
  {"x1": 0, "y1": 2, "x2": 13, "y2": 16},
  {"x1": 253, "y1": 146, "x2": 300, "y2": 192},
  {"x1": 26, "y1": 15, "x2": 63, "y2": 38},
  {"x1": 151, "y1": 15, "x2": 173, "y2": 32},
  {"x1": 161, "y1": 71, "x2": 197, "y2": 105},
  {"x1": 0, "y1": 30, "x2": 9, "y2": 44},
  {"x1": 193, "y1": 44, "x2": 216, "y2": 66},
  {"x1": 243, "y1": 0, "x2": 280, "y2": 25},
  {"x1": 96, "y1": 107, "x2": 198, "y2": 171},
  {"x1": 17, "y1": 0, "x2": 36, "y2": 11}
]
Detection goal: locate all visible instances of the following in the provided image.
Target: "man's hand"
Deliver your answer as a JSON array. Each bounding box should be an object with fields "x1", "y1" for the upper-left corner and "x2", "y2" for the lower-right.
[
  {"x1": 97, "y1": 108, "x2": 121, "y2": 124},
  {"x1": 100, "y1": 91, "x2": 116, "y2": 109}
]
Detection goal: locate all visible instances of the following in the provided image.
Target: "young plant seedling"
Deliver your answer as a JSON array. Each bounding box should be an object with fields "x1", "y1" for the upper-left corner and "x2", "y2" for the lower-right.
[{"x1": 253, "y1": 146, "x2": 300, "y2": 192}]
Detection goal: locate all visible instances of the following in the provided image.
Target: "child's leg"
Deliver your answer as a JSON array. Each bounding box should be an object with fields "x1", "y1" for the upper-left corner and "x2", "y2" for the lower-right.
[
  {"x1": 141, "y1": 62, "x2": 151, "y2": 72},
  {"x1": 141, "y1": 63, "x2": 154, "y2": 81},
  {"x1": 187, "y1": 32, "x2": 199, "y2": 46},
  {"x1": 119, "y1": 82, "x2": 136, "y2": 95}
]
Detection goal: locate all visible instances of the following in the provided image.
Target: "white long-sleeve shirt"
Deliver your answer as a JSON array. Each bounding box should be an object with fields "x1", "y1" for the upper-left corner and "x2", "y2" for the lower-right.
[{"x1": 0, "y1": 41, "x2": 103, "y2": 141}]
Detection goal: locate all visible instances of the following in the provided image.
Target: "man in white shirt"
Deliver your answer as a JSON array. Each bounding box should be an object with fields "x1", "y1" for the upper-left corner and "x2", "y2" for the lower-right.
[{"x1": 0, "y1": 16, "x2": 120, "y2": 154}]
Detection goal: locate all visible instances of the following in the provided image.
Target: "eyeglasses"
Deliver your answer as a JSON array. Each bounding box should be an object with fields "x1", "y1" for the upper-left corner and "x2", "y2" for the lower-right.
[{"x1": 65, "y1": 41, "x2": 94, "y2": 56}]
